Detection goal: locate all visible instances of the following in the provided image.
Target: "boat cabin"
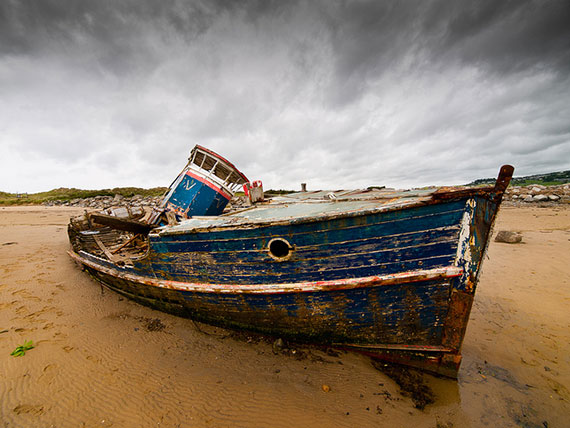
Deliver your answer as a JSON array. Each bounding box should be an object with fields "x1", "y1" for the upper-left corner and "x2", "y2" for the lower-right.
[{"x1": 158, "y1": 145, "x2": 249, "y2": 221}]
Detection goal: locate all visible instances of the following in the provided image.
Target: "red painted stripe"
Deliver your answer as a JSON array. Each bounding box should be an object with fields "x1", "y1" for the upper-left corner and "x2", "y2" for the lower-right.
[
  {"x1": 68, "y1": 250, "x2": 462, "y2": 295},
  {"x1": 185, "y1": 170, "x2": 232, "y2": 200}
]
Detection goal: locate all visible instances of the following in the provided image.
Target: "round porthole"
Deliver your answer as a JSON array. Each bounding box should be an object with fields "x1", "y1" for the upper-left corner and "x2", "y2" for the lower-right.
[{"x1": 268, "y1": 238, "x2": 293, "y2": 260}]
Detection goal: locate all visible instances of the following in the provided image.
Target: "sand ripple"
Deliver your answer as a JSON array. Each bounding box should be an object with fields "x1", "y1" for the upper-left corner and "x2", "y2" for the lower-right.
[{"x1": 1, "y1": 205, "x2": 569, "y2": 427}]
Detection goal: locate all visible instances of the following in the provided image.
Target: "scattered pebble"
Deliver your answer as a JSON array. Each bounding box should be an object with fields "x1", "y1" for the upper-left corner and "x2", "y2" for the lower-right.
[
  {"x1": 143, "y1": 318, "x2": 166, "y2": 332},
  {"x1": 272, "y1": 338, "x2": 284, "y2": 354}
]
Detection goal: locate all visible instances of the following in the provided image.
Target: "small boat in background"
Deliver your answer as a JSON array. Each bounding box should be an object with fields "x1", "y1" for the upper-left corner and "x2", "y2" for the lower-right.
[{"x1": 68, "y1": 145, "x2": 513, "y2": 378}]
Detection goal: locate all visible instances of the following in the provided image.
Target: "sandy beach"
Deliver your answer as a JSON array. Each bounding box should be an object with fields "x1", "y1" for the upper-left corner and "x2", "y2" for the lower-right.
[{"x1": 0, "y1": 205, "x2": 568, "y2": 427}]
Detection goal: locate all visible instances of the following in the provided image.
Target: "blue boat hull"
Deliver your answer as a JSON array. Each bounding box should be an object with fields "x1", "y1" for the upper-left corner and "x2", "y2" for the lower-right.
[
  {"x1": 79, "y1": 261, "x2": 454, "y2": 344},
  {"x1": 68, "y1": 165, "x2": 515, "y2": 377},
  {"x1": 69, "y1": 182, "x2": 511, "y2": 378},
  {"x1": 147, "y1": 200, "x2": 465, "y2": 284}
]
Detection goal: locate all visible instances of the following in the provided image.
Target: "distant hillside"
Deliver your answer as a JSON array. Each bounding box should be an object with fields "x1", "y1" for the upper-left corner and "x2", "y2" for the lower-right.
[
  {"x1": 468, "y1": 170, "x2": 570, "y2": 187},
  {"x1": 0, "y1": 187, "x2": 168, "y2": 205}
]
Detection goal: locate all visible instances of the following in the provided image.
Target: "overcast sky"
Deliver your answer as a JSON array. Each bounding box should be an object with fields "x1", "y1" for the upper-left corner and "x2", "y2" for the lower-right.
[{"x1": 1, "y1": 0, "x2": 569, "y2": 193}]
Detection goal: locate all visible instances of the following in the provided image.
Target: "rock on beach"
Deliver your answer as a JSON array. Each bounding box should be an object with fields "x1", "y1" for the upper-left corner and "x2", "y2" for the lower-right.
[{"x1": 495, "y1": 231, "x2": 523, "y2": 244}]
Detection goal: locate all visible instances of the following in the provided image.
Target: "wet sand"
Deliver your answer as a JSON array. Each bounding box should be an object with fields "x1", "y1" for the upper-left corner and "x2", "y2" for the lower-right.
[{"x1": 0, "y1": 205, "x2": 568, "y2": 427}]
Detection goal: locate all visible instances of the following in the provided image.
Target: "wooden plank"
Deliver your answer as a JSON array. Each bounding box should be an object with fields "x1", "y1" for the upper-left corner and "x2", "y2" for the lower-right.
[
  {"x1": 157, "y1": 200, "x2": 468, "y2": 238},
  {"x1": 155, "y1": 205, "x2": 466, "y2": 248},
  {"x1": 69, "y1": 250, "x2": 461, "y2": 293},
  {"x1": 89, "y1": 213, "x2": 153, "y2": 235},
  {"x1": 111, "y1": 234, "x2": 139, "y2": 254},
  {"x1": 165, "y1": 211, "x2": 178, "y2": 226},
  {"x1": 149, "y1": 249, "x2": 457, "y2": 285},
  {"x1": 93, "y1": 235, "x2": 119, "y2": 262}
]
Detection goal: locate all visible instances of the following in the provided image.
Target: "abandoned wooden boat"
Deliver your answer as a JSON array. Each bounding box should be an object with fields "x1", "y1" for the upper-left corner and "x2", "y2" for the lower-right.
[{"x1": 68, "y1": 145, "x2": 514, "y2": 377}]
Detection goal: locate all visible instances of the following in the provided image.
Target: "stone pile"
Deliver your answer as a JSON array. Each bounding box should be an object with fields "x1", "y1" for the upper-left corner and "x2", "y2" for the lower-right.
[
  {"x1": 43, "y1": 194, "x2": 162, "y2": 209},
  {"x1": 39, "y1": 184, "x2": 570, "y2": 209},
  {"x1": 503, "y1": 183, "x2": 570, "y2": 205},
  {"x1": 43, "y1": 194, "x2": 251, "y2": 212}
]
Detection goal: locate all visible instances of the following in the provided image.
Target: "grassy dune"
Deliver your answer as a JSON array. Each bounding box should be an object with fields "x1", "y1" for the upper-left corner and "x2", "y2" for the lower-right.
[
  {"x1": 0, "y1": 187, "x2": 168, "y2": 206},
  {"x1": 469, "y1": 170, "x2": 570, "y2": 186}
]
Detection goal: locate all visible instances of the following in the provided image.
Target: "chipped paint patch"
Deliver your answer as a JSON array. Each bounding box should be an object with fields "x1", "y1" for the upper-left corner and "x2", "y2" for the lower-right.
[
  {"x1": 69, "y1": 250, "x2": 462, "y2": 294},
  {"x1": 454, "y1": 198, "x2": 474, "y2": 290}
]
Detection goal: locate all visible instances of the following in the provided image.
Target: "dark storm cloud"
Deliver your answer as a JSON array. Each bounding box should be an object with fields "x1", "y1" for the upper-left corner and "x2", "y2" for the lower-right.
[
  {"x1": 0, "y1": 0, "x2": 218, "y2": 76},
  {"x1": 3, "y1": 0, "x2": 568, "y2": 88},
  {"x1": 320, "y1": 0, "x2": 570, "y2": 105},
  {"x1": 1, "y1": 0, "x2": 569, "y2": 192},
  {"x1": 3, "y1": 0, "x2": 568, "y2": 76},
  {"x1": 0, "y1": 0, "x2": 290, "y2": 51},
  {"x1": 429, "y1": 0, "x2": 570, "y2": 74}
]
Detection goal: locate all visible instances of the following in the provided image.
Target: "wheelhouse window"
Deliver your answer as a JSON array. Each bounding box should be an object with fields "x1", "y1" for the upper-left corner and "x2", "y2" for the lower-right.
[{"x1": 189, "y1": 146, "x2": 249, "y2": 192}]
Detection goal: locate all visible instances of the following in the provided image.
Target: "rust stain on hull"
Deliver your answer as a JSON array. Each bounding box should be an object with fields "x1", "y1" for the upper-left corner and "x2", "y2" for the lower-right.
[{"x1": 69, "y1": 250, "x2": 462, "y2": 294}]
